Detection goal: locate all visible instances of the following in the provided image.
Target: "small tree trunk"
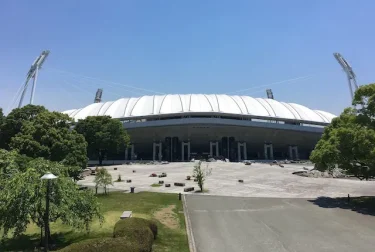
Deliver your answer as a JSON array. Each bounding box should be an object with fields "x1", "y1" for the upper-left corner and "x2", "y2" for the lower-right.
[
  {"x1": 104, "y1": 186, "x2": 106, "y2": 194},
  {"x1": 95, "y1": 186, "x2": 98, "y2": 195}
]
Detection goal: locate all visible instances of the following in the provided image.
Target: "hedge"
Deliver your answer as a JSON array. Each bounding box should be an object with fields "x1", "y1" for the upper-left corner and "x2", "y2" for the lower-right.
[
  {"x1": 113, "y1": 218, "x2": 155, "y2": 248},
  {"x1": 58, "y1": 237, "x2": 150, "y2": 252}
]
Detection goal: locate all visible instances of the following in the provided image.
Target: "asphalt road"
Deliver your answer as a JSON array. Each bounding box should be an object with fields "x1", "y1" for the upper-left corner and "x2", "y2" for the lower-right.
[{"x1": 185, "y1": 195, "x2": 375, "y2": 252}]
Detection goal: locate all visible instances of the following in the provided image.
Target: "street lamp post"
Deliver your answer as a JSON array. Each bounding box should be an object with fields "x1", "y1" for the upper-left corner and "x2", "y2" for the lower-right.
[{"x1": 41, "y1": 172, "x2": 58, "y2": 252}]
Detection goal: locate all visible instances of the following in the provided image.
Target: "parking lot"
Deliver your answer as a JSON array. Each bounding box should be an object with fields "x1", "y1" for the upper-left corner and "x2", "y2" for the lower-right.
[{"x1": 78, "y1": 162, "x2": 375, "y2": 198}]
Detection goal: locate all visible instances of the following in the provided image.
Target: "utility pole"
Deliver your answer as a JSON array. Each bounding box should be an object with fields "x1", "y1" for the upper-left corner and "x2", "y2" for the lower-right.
[
  {"x1": 18, "y1": 50, "x2": 50, "y2": 108},
  {"x1": 333, "y1": 53, "x2": 358, "y2": 102}
]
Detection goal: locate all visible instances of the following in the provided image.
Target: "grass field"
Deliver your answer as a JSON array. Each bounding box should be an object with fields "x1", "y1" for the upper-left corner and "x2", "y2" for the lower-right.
[{"x1": 0, "y1": 192, "x2": 189, "y2": 252}]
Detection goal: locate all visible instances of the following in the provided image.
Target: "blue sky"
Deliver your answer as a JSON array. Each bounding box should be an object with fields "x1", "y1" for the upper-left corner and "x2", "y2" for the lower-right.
[{"x1": 1, "y1": 0, "x2": 374, "y2": 115}]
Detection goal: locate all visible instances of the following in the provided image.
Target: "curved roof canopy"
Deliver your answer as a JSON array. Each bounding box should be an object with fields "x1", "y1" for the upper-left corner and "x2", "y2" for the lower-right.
[{"x1": 63, "y1": 94, "x2": 336, "y2": 124}]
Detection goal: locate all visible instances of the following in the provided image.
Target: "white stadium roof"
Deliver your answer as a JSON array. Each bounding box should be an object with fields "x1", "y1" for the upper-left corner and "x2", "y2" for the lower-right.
[{"x1": 63, "y1": 94, "x2": 336, "y2": 124}]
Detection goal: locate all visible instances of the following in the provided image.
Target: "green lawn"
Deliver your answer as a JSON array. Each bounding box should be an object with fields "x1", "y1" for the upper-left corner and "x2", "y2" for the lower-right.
[{"x1": 0, "y1": 192, "x2": 189, "y2": 252}]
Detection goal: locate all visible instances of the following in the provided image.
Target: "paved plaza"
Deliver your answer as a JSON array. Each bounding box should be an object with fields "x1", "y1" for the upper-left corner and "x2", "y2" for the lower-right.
[
  {"x1": 78, "y1": 162, "x2": 375, "y2": 198},
  {"x1": 185, "y1": 195, "x2": 375, "y2": 252}
]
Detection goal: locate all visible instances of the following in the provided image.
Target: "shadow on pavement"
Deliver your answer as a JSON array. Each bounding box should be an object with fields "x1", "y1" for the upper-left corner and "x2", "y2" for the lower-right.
[{"x1": 309, "y1": 196, "x2": 375, "y2": 216}]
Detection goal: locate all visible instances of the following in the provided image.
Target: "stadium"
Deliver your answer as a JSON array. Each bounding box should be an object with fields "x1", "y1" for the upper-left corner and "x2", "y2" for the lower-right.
[{"x1": 63, "y1": 94, "x2": 336, "y2": 162}]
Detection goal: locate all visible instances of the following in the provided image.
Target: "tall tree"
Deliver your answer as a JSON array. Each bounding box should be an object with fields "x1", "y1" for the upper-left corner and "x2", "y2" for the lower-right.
[
  {"x1": 310, "y1": 83, "x2": 375, "y2": 180},
  {"x1": 9, "y1": 110, "x2": 88, "y2": 177},
  {"x1": 0, "y1": 105, "x2": 46, "y2": 149},
  {"x1": 0, "y1": 152, "x2": 103, "y2": 248},
  {"x1": 75, "y1": 116, "x2": 130, "y2": 165}
]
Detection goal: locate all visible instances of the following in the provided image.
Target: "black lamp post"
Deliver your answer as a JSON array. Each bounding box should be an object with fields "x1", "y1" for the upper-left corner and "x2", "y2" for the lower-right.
[{"x1": 41, "y1": 172, "x2": 57, "y2": 252}]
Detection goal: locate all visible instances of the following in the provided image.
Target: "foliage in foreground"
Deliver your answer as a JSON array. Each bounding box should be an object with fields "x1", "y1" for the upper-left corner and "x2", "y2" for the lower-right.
[
  {"x1": 0, "y1": 151, "x2": 103, "y2": 240},
  {"x1": 310, "y1": 83, "x2": 375, "y2": 180},
  {"x1": 0, "y1": 105, "x2": 88, "y2": 178},
  {"x1": 74, "y1": 116, "x2": 130, "y2": 165},
  {"x1": 0, "y1": 192, "x2": 189, "y2": 252}
]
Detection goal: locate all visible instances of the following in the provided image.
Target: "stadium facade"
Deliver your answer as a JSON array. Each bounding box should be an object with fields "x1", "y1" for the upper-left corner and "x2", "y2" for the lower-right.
[{"x1": 63, "y1": 94, "x2": 336, "y2": 162}]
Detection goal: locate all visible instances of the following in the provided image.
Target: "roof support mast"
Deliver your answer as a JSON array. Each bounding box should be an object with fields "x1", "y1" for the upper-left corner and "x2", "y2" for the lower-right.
[
  {"x1": 333, "y1": 53, "x2": 358, "y2": 102},
  {"x1": 18, "y1": 50, "x2": 50, "y2": 108}
]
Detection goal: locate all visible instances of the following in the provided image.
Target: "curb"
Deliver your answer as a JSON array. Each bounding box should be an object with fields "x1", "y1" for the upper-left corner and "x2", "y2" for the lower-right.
[{"x1": 182, "y1": 194, "x2": 197, "y2": 252}]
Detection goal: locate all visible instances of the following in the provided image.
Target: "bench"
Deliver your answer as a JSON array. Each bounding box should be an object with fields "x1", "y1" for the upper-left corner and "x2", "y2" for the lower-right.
[{"x1": 120, "y1": 211, "x2": 132, "y2": 219}]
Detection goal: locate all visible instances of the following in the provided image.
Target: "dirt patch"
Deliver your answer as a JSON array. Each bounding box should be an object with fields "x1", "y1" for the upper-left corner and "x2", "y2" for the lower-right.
[{"x1": 153, "y1": 205, "x2": 179, "y2": 229}]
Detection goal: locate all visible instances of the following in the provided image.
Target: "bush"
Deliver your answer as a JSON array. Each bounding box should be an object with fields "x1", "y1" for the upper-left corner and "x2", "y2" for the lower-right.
[
  {"x1": 113, "y1": 218, "x2": 155, "y2": 249},
  {"x1": 58, "y1": 237, "x2": 149, "y2": 252}
]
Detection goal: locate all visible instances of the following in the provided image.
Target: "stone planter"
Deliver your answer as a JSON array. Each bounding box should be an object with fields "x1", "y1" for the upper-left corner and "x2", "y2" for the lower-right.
[
  {"x1": 184, "y1": 187, "x2": 194, "y2": 192},
  {"x1": 174, "y1": 182, "x2": 185, "y2": 187}
]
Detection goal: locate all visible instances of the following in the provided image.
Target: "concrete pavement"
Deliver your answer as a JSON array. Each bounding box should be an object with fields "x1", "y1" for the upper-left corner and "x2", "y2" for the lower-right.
[
  {"x1": 78, "y1": 162, "x2": 375, "y2": 198},
  {"x1": 185, "y1": 195, "x2": 375, "y2": 252}
]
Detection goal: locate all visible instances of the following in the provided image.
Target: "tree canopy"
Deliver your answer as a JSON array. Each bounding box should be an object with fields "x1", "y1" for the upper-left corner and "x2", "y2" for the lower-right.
[
  {"x1": 75, "y1": 116, "x2": 130, "y2": 165},
  {"x1": 310, "y1": 83, "x2": 375, "y2": 180},
  {"x1": 0, "y1": 105, "x2": 47, "y2": 149},
  {"x1": 0, "y1": 150, "x2": 103, "y2": 239},
  {"x1": 0, "y1": 107, "x2": 4, "y2": 128},
  {"x1": 0, "y1": 105, "x2": 88, "y2": 177}
]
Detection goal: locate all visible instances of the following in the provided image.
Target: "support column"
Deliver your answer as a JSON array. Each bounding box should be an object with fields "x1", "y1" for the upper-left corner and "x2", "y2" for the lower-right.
[
  {"x1": 295, "y1": 146, "x2": 299, "y2": 160},
  {"x1": 188, "y1": 141, "x2": 191, "y2": 161},
  {"x1": 264, "y1": 143, "x2": 274, "y2": 160},
  {"x1": 237, "y1": 142, "x2": 247, "y2": 161},
  {"x1": 131, "y1": 144, "x2": 135, "y2": 160},
  {"x1": 216, "y1": 142, "x2": 219, "y2": 158},
  {"x1": 210, "y1": 141, "x2": 219, "y2": 157},
  {"x1": 181, "y1": 141, "x2": 191, "y2": 161},
  {"x1": 153, "y1": 142, "x2": 162, "y2": 161},
  {"x1": 125, "y1": 147, "x2": 129, "y2": 160},
  {"x1": 158, "y1": 142, "x2": 162, "y2": 161},
  {"x1": 289, "y1": 146, "x2": 293, "y2": 160},
  {"x1": 244, "y1": 143, "x2": 247, "y2": 160},
  {"x1": 289, "y1": 145, "x2": 299, "y2": 160},
  {"x1": 210, "y1": 142, "x2": 213, "y2": 157}
]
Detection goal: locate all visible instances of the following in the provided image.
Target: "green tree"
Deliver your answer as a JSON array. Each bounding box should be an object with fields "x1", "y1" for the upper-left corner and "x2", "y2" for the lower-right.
[
  {"x1": 0, "y1": 108, "x2": 4, "y2": 127},
  {"x1": 0, "y1": 152, "x2": 103, "y2": 248},
  {"x1": 94, "y1": 168, "x2": 113, "y2": 194},
  {"x1": 9, "y1": 109, "x2": 87, "y2": 177},
  {"x1": 193, "y1": 161, "x2": 212, "y2": 192},
  {"x1": 0, "y1": 149, "x2": 31, "y2": 177},
  {"x1": 310, "y1": 83, "x2": 375, "y2": 180},
  {"x1": 75, "y1": 116, "x2": 130, "y2": 165},
  {"x1": 0, "y1": 105, "x2": 46, "y2": 149}
]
